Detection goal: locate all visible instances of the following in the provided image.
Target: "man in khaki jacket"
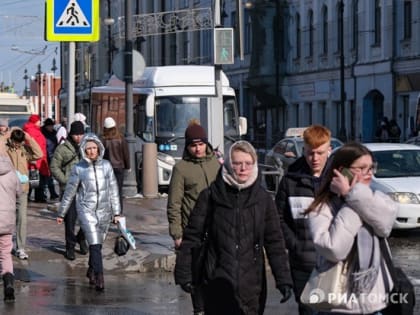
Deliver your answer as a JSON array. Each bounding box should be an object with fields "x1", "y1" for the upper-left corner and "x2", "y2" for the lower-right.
[{"x1": 167, "y1": 120, "x2": 220, "y2": 315}]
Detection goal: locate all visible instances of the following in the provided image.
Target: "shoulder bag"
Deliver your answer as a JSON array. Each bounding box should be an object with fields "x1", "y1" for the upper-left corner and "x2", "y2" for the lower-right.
[
  {"x1": 380, "y1": 239, "x2": 415, "y2": 315},
  {"x1": 300, "y1": 249, "x2": 356, "y2": 311}
]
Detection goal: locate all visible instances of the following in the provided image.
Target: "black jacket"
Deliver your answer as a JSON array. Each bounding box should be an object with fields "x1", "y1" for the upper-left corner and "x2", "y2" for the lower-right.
[
  {"x1": 275, "y1": 156, "x2": 326, "y2": 272},
  {"x1": 175, "y1": 170, "x2": 292, "y2": 315}
]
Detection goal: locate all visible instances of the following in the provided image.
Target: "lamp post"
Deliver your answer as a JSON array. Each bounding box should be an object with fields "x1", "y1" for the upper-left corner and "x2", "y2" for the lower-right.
[
  {"x1": 123, "y1": 0, "x2": 138, "y2": 196},
  {"x1": 36, "y1": 64, "x2": 42, "y2": 117},
  {"x1": 51, "y1": 58, "x2": 58, "y2": 120},
  {"x1": 338, "y1": 0, "x2": 347, "y2": 142},
  {"x1": 23, "y1": 69, "x2": 29, "y2": 99},
  {"x1": 104, "y1": 0, "x2": 115, "y2": 76}
]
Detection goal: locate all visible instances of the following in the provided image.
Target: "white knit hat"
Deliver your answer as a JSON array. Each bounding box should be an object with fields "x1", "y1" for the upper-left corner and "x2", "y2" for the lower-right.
[{"x1": 104, "y1": 117, "x2": 116, "y2": 129}]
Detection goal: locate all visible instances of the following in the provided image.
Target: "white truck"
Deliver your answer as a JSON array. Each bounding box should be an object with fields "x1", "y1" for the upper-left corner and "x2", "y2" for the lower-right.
[
  {"x1": 0, "y1": 92, "x2": 32, "y2": 127},
  {"x1": 91, "y1": 65, "x2": 247, "y2": 189}
]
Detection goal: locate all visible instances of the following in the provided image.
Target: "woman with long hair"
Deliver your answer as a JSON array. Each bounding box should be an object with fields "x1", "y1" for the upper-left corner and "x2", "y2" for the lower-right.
[{"x1": 305, "y1": 142, "x2": 397, "y2": 314}]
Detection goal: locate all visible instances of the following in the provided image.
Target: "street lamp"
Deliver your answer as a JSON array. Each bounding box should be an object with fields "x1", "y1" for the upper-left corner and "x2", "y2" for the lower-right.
[
  {"x1": 23, "y1": 69, "x2": 29, "y2": 99},
  {"x1": 104, "y1": 0, "x2": 115, "y2": 76},
  {"x1": 51, "y1": 58, "x2": 58, "y2": 119},
  {"x1": 36, "y1": 64, "x2": 42, "y2": 117}
]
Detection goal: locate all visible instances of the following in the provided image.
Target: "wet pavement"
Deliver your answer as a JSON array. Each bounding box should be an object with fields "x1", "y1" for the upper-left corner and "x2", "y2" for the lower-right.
[{"x1": 0, "y1": 196, "x2": 419, "y2": 314}]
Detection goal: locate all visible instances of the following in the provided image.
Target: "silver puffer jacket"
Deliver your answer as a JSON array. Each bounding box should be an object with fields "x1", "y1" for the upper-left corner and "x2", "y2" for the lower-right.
[{"x1": 58, "y1": 133, "x2": 121, "y2": 245}]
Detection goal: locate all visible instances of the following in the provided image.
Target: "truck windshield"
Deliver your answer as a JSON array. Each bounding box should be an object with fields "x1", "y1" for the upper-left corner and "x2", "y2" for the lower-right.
[{"x1": 155, "y1": 96, "x2": 202, "y2": 137}]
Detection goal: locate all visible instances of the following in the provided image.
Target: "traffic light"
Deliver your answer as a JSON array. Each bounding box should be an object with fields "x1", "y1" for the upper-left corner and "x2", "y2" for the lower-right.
[{"x1": 214, "y1": 28, "x2": 234, "y2": 65}]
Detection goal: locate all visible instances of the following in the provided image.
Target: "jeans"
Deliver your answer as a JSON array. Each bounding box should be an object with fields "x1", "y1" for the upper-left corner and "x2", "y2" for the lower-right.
[
  {"x1": 64, "y1": 198, "x2": 85, "y2": 249},
  {"x1": 16, "y1": 192, "x2": 28, "y2": 250},
  {"x1": 89, "y1": 244, "x2": 103, "y2": 274}
]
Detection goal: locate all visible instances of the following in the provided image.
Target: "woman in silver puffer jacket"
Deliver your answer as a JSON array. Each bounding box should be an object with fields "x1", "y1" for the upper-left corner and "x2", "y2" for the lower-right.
[{"x1": 57, "y1": 133, "x2": 121, "y2": 291}]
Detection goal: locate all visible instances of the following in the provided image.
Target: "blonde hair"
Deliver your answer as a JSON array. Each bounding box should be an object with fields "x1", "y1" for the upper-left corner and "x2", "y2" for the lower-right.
[{"x1": 230, "y1": 140, "x2": 258, "y2": 164}]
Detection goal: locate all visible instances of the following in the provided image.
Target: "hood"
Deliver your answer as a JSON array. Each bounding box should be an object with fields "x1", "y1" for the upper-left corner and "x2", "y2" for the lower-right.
[
  {"x1": 79, "y1": 133, "x2": 105, "y2": 162},
  {"x1": 0, "y1": 155, "x2": 13, "y2": 176},
  {"x1": 372, "y1": 177, "x2": 420, "y2": 194}
]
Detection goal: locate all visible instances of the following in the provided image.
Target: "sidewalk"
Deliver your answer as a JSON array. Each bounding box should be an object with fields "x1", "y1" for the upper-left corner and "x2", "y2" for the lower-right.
[{"x1": 23, "y1": 195, "x2": 176, "y2": 273}]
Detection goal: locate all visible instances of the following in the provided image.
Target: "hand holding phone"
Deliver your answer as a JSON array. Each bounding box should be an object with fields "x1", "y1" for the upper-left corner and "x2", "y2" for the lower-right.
[{"x1": 340, "y1": 167, "x2": 354, "y2": 183}]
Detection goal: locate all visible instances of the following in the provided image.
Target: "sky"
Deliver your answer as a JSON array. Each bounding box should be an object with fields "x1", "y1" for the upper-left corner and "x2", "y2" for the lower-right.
[{"x1": 0, "y1": 0, "x2": 60, "y2": 96}]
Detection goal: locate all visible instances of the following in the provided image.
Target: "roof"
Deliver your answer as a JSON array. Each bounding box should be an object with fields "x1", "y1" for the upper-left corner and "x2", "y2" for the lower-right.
[{"x1": 363, "y1": 143, "x2": 420, "y2": 151}]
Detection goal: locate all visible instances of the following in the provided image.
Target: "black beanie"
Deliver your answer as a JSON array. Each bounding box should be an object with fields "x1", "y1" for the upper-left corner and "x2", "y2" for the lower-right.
[
  {"x1": 69, "y1": 121, "x2": 85, "y2": 136},
  {"x1": 185, "y1": 123, "x2": 208, "y2": 146}
]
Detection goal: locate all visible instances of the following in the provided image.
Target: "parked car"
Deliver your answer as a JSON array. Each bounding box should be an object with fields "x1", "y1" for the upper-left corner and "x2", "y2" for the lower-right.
[
  {"x1": 364, "y1": 143, "x2": 420, "y2": 229},
  {"x1": 405, "y1": 136, "x2": 420, "y2": 146},
  {"x1": 264, "y1": 128, "x2": 343, "y2": 191}
]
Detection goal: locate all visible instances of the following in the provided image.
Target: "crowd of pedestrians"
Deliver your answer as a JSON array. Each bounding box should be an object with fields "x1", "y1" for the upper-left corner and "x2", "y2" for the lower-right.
[{"x1": 0, "y1": 113, "x2": 409, "y2": 315}]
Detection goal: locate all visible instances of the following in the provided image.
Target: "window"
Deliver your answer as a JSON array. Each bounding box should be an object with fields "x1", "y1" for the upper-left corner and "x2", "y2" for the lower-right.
[
  {"x1": 296, "y1": 13, "x2": 301, "y2": 58},
  {"x1": 374, "y1": 0, "x2": 381, "y2": 45},
  {"x1": 308, "y1": 10, "x2": 314, "y2": 57},
  {"x1": 404, "y1": 0, "x2": 412, "y2": 39},
  {"x1": 352, "y1": 0, "x2": 359, "y2": 50},
  {"x1": 322, "y1": 6, "x2": 328, "y2": 54}
]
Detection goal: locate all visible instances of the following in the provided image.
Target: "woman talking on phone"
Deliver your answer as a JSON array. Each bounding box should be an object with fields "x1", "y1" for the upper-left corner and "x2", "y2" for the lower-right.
[{"x1": 305, "y1": 142, "x2": 397, "y2": 314}]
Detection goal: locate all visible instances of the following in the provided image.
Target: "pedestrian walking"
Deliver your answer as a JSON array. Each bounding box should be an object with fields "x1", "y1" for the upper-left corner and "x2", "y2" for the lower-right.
[
  {"x1": 56, "y1": 133, "x2": 121, "y2": 291},
  {"x1": 305, "y1": 142, "x2": 397, "y2": 314},
  {"x1": 50, "y1": 121, "x2": 87, "y2": 260},
  {"x1": 0, "y1": 152, "x2": 22, "y2": 302},
  {"x1": 41, "y1": 118, "x2": 59, "y2": 201},
  {"x1": 23, "y1": 114, "x2": 50, "y2": 202},
  {"x1": 275, "y1": 125, "x2": 333, "y2": 315},
  {"x1": 101, "y1": 117, "x2": 130, "y2": 214},
  {"x1": 6, "y1": 128, "x2": 43, "y2": 260},
  {"x1": 167, "y1": 120, "x2": 220, "y2": 315},
  {"x1": 175, "y1": 140, "x2": 293, "y2": 315}
]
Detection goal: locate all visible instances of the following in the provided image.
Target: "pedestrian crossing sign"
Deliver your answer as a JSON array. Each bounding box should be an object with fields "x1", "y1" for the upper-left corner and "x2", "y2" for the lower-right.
[{"x1": 45, "y1": 0, "x2": 100, "y2": 42}]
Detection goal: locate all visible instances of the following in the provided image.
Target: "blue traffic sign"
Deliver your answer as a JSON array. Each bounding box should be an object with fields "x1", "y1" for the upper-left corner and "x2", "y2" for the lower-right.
[{"x1": 45, "y1": 0, "x2": 100, "y2": 42}]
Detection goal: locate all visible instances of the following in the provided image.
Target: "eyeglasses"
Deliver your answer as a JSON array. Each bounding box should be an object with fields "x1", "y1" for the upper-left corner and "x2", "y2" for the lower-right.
[
  {"x1": 349, "y1": 162, "x2": 377, "y2": 175},
  {"x1": 232, "y1": 161, "x2": 254, "y2": 169}
]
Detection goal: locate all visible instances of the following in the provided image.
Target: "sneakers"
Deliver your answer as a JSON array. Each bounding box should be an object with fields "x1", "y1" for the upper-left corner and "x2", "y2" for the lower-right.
[{"x1": 16, "y1": 249, "x2": 29, "y2": 260}]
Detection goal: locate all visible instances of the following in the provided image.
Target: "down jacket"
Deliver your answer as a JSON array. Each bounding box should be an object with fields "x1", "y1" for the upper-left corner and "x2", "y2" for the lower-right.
[
  {"x1": 175, "y1": 170, "x2": 293, "y2": 314},
  {"x1": 0, "y1": 155, "x2": 22, "y2": 234},
  {"x1": 57, "y1": 133, "x2": 121, "y2": 245}
]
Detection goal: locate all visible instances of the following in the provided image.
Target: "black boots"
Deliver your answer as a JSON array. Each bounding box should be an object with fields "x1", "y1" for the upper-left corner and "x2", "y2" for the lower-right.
[
  {"x1": 65, "y1": 248, "x2": 75, "y2": 260},
  {"x1": 3, "y1": 273, "x2": 15, "y2": 302},
  {"x1": 95, "y1": 273, "x2": 104, "y2": 292},
  {"x1": 86, "y1": 267, "x2": 95, "y2": 285}
]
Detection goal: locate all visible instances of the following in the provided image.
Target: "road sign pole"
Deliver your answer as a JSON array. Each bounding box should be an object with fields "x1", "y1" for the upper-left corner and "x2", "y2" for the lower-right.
[{"x1": 67, "y1": 41, "x2": 75, "y2": 124}]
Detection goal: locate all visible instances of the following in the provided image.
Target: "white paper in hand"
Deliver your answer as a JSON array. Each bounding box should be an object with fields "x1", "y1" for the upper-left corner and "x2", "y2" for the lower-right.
[{"x1": 118, "y1": 217, "x2": 136, "y2": 250}]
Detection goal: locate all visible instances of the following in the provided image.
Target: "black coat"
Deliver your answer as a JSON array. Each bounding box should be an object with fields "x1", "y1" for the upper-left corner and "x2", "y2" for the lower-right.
[
  {"x1": 175, "y1": 170, "x2": 292, "y2": 315},
  {"x1": 275, "y1": 156, "x2": 326, "y2": 272}
]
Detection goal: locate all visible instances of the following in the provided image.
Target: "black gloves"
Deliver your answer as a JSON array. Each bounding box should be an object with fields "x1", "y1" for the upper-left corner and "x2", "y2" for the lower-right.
[
  {"x1": 180, "y1": 282, "x2": 194, "y2": 294},
  {"x1": 279, "y1": 284, "x2": 293, "y2": 303}
]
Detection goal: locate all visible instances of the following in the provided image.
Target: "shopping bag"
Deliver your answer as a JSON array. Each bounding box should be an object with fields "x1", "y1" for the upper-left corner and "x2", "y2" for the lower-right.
[{"x1": 118, "y1": 217, "x2": 136, "y2": 250}]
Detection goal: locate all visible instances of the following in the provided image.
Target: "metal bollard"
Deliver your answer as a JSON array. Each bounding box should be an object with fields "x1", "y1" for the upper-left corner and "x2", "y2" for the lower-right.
[{"x1": 142, "y1": 143, "x2": 158, "y2": 198}]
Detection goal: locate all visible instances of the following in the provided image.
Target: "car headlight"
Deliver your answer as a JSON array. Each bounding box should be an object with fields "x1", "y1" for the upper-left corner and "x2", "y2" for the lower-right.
[
  {"x1": 157, "y1": 152, "x2": 176, "y2": 166},
  {"x1": 387, "y1": 192, "x2": 420, "y2": 204}
]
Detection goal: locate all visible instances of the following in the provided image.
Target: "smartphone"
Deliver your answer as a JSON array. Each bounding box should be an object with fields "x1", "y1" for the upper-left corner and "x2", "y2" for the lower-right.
[{"x1": 340, "y1": 167, "x2": 354, "y2": 183}]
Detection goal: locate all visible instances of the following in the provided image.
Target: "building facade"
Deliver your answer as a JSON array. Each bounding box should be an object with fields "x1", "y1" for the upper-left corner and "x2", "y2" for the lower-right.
[{"x1": 59, "y1": 0, "x2": 420, "y2": 148}]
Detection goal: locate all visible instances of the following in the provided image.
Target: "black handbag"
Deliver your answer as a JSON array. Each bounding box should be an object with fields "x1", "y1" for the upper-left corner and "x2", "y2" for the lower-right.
[
  {"x1": 114, "y1": 235, "x2": 129, "y2": 256},
  {"x1": 380, "y1": 239, "x2": 415, "y2": 315}
]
